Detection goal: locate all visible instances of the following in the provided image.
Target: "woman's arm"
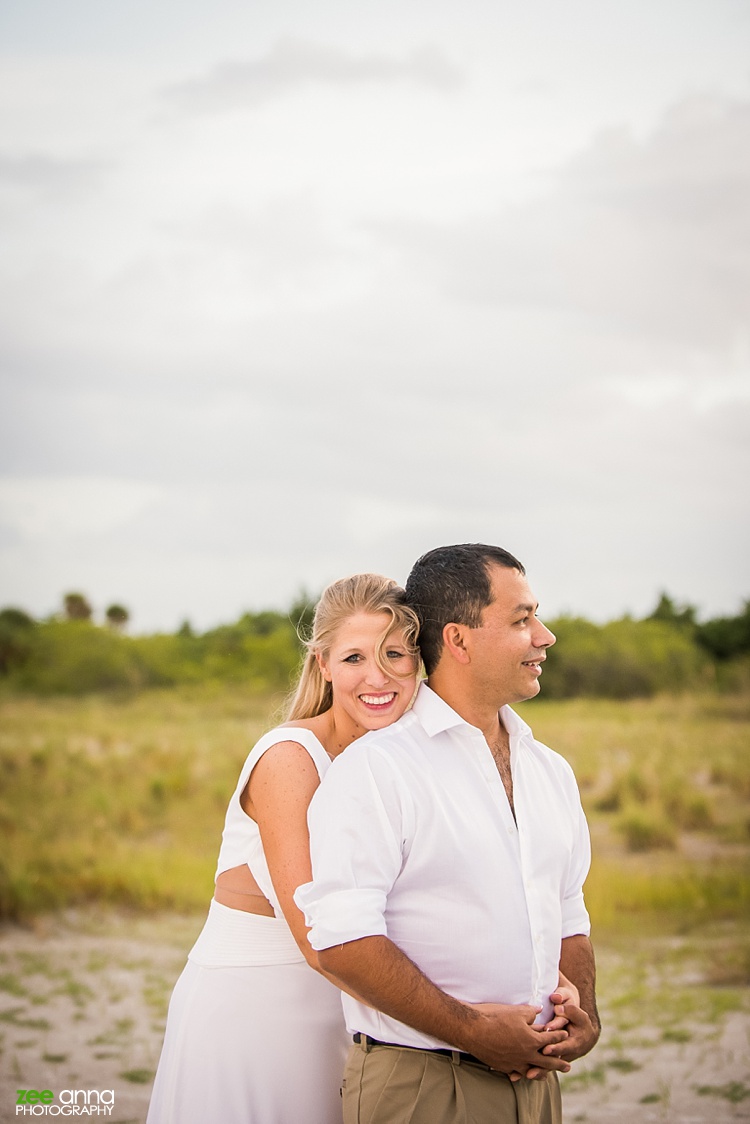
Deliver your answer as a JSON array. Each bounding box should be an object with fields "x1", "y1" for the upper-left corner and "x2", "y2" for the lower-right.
[
  {"x1": 245, "y1": 742, "x2": 373, "y2": 1006},
  {"x1": 243, "y1": 740, "x2": 322, "y2": 966}
]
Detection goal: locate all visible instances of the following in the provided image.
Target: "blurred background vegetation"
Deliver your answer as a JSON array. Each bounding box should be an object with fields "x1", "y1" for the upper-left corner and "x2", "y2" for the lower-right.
[
  {"x1": 0, "y1": 591, "x2": 316, "y2": 698},
  {"x1": 0, "y1": 588, "x2": 748, "y2": 950},
  {"x1": 0, "y1": 588, "x2": 748, "y2": 698}
]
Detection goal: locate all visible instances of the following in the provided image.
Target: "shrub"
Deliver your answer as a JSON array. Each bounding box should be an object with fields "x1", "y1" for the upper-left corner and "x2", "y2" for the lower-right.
[
  {"x1": 10, "y1": 621, "x2": 145, "y2": 694},
  {"x1": 616, "y1": 808, "x2": 677, "y2": 851},
  {"x1": 542, "y1": 616, "x2": 707, "y2": 699},
  {"x1": 0, "y1": 608, "x2": 36, "y2": 674}
]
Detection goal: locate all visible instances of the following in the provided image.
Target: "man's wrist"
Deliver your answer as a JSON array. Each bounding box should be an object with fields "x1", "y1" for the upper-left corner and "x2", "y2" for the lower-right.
[{"x1": 438, "y1": 998, "x2": 485, "y2": 1054}]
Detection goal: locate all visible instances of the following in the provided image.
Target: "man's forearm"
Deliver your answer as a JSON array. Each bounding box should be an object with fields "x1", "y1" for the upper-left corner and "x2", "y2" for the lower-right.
[
  {"x1": 318, "y1": 935, "x2": 571, "y2": 1076},
  {"x1": 559, "y1": 934, "x2": 600, "y2": 1033},
  {"x1": 319, "y1": 935, "x2": 479, "y2": 1044},
  {"x1": 544, "y1": 933, "x2": 601, "y2": 1063}
]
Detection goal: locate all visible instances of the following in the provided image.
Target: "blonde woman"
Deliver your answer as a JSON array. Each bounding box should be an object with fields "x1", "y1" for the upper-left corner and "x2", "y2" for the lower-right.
[{"x1": 147, "y1": 575, "x2": 420, "y2": 1124}]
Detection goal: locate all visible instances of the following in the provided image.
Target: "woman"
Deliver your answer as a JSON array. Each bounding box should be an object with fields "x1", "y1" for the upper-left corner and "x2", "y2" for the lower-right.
[{"x1": 147, "y1": 574, "x2": 421, "y2": 1124}]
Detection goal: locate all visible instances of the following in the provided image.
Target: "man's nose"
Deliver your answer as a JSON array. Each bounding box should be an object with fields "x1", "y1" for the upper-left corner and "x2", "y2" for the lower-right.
[{"x1": 534, "y1": 621, "x2": 556, "y2": 648}]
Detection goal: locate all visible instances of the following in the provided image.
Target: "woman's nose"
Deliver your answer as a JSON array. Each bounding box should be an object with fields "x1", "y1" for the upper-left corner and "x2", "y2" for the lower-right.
[{"x1": 364, "y1": 661, "x2": 390, "y2": 686}]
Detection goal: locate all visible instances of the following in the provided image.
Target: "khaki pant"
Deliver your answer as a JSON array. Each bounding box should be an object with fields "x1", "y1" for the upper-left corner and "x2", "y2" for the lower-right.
[{"x1": 342, "y1": 1040, "x2": 562, "y2": 1124}]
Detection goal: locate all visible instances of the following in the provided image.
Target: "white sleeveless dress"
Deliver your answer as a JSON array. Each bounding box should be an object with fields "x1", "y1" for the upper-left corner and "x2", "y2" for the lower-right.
[{"x1": 146, "y1": 728, "x2": 348, "y2": 1124}]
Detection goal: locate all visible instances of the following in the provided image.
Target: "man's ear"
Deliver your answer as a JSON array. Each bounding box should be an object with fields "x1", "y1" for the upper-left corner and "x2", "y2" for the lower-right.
[{"x1": 441, "y1": 622, "x2": 472, "y2": 665}]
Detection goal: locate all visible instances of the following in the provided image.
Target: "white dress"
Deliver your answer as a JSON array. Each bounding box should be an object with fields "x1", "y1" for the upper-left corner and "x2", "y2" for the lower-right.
[{"x1": 147, "y1": 728, "x2": 349, "y2": 1124}]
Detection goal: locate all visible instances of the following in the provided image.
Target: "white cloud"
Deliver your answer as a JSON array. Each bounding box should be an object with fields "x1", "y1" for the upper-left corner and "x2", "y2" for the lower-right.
[
  {"x1": 162, "y1": 38, "x2": 463, "y2": 114},
  {"x1": 369, "y1": 93, "x2": 750, "y2": 357},
  {"x1": 0, "y1": 153, "x2": 109, "y2": 194},
  {"x1": 1, "y1": 10, "x2": 748, "y2": 629},
  {"x1": 0, "y1": 477, "x2": 166, "y2": 539}
]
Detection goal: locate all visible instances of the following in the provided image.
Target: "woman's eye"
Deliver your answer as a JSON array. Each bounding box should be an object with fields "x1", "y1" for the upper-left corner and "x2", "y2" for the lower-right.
[
  {"x1": 387, "y1": 650, "x2": 406, "y2": 660},
  {"x1": 343, "y1": 653, "x2": 362, "y2": 663}
]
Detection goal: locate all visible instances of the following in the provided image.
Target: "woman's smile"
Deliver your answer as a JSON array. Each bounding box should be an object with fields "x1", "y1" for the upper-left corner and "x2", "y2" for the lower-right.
[{"x1": 319, "y1": 611, "x2": 419, "y2": 734}]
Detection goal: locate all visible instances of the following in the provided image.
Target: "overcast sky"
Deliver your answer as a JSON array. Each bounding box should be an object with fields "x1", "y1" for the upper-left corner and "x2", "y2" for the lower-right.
[{"x1": 1, "y1": 0, "x2": 748, "y2": 631}]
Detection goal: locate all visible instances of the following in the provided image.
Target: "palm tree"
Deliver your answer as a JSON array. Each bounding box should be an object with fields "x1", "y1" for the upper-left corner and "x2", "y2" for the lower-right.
[
  {"x1": 64, "y1": 592, "x2": 93, "y2": 621},
  {"x1": 105, "y1": 604, "x2": 130, "y2": 630}
]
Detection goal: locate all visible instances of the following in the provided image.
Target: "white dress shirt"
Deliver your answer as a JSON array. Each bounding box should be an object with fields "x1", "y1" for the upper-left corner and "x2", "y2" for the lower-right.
[{"x1": 295, "y1": 683, "x2": 591, "y2": 1050}]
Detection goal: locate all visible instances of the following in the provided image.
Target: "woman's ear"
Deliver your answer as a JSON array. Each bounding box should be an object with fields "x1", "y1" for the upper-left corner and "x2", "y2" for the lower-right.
[
  {"x1": 315, "y1": 649, "x2": 332, "y2": 682},
  {"x1": 441, "y1": 623, "x2": 471, "y2": 665}
]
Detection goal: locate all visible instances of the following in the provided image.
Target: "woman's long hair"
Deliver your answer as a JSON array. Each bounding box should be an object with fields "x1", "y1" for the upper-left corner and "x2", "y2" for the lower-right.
[{"x1": 284, "y1": 574, "x2": 420, "y2": 721}]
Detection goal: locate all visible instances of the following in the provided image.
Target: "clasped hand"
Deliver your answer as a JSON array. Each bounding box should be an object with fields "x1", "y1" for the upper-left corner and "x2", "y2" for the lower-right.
[{"x1": 468, "y1": 982, "x2": 597, "y2": 1082}]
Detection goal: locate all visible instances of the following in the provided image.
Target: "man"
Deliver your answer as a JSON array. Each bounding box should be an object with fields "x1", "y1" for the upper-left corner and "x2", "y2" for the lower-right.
[{"x1": 295, "y1": 544, "x2": 600, "y2": 1123}]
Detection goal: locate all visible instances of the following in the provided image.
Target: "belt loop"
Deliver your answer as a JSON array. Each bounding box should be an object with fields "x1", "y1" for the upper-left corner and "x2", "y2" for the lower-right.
[
  {"x1": 360, "y1": 1034, "x2": 372, "y2": 1054},
  {"x1": 450, "y1": 1050, "x2": 461, "y2": 1066}
]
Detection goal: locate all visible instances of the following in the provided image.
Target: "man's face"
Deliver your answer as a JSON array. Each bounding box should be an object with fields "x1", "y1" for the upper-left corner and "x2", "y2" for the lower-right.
[{"x1": 467, "y1": 565, "x2": 556, "y2": 706}]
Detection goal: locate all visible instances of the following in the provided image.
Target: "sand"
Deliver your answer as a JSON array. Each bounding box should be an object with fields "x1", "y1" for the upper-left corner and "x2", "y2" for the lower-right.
[{"x1": 1, "y1": 909, "x2": 748, "y2": 1123}]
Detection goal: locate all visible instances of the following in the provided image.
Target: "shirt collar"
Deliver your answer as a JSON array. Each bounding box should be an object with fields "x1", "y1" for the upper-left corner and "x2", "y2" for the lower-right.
[{"x1": 411, "y1": 682, "x2": 533, "y2": 742}]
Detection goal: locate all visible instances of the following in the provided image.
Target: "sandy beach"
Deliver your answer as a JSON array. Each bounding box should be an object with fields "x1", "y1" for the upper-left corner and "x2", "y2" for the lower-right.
[{"x1": 1, "y1": 908, "x2": 748, "y2": 1123}]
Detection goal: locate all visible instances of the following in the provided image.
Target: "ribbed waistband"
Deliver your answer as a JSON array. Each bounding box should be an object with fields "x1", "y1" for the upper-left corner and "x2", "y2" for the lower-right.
[{"x1": 188, "y1": 899, "x2": 305, "y2": 967}]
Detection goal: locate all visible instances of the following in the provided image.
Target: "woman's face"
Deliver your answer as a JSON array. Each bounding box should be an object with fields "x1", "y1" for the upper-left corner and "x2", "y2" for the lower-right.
[{"x1": 318, "y1": 611, "x2": 419, "y2": 734}]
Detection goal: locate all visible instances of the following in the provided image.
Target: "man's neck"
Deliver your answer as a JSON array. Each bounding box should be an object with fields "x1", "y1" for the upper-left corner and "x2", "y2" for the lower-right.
[{"x1": 425, "y1": 672, "x2": 507, "y2": 744}]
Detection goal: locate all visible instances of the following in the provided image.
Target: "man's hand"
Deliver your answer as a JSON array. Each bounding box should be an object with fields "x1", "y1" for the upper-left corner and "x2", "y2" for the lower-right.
[
  {"x1": 552, "y1": 933, "x2": 601, "y2": 1062},
  {"x1": 540, "y1": 996, "x2": 600, "y2": 1062},
  {"x1": 513, "y1": 980, "x2": 582, "y2": 1082},
  {"x1": 467, "y1": 1002, "x2": 571, "y2": 1078}
]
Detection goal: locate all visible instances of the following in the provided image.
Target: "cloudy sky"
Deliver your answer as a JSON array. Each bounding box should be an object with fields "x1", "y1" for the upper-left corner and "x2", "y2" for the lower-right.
[{"x1": 1, "y1": 0, "x2": 748, "y2": 631}]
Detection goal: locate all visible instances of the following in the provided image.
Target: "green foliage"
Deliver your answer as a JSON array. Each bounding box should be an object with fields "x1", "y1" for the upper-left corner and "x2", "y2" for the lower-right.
[
  {"x1": 616, "y1": 808, "x2": 677, "y2": 851},
  {"x1": 105, "y1": 604, "x2": 129, "y2": 629},
  {"x1": 696, "y1": 601, "x2": 750, "y2": 660},
  {"x1": 647, "y1": 591, "x2": 697, "y2": 629},
  {"x1": 2, "y1": 611, "x2": 304, "y2": 697},
  {"x1": 11, "y1": 621, "x2": 144, "y2": 694},
  {"x1": 0, "y1": 608, "x2": 35, "y2": 674},
  {"x1": 541, "y1": 615, "x2": 707, "y2": 698},
  {"x1": 63, "y1": 592, "x2": 93, "y2": 621},
  {"x1": 1, "y1": 589, "x2": 748, "y2": 699}
]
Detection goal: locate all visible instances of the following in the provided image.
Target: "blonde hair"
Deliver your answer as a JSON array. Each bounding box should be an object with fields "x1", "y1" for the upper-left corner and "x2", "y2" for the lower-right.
[{"x1": 284, "y1": 573, "x2": 420, "y2": 721}]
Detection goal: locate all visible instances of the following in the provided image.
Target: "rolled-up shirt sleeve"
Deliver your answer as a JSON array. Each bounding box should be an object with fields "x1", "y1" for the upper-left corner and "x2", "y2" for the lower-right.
[{"x1": 294, "y1": 743, "x2": 409, "y2": 951}]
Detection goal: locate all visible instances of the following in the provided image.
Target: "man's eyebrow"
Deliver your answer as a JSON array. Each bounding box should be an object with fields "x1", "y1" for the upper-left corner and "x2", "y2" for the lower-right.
[{"x1": 513, "y1": 603, "x2": 538, "y2": 613}]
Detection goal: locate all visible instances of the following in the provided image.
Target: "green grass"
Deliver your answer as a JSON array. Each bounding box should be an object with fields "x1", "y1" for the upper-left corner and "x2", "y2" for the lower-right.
[
  {"x1": 0, "y1": 686, "x2": 281, "y2": 920},
  {"x1": 696, "y1": 1082, "x2": 750, "y2": 1104},
  {"x1": 517, "y1": 693, "x2": 750, "y2": 935},
  {"x1": 120, "y1": 1068, "x2": 154, "y2": 1084},
  {"x1": 1, "y1": 688, "x2": 748, "y2": 937}
]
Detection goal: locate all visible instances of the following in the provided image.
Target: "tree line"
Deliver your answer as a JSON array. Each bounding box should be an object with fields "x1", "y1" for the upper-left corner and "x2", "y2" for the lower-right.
[{"x1": 0, "y1": 590, "x2": 748, "y2": 699}]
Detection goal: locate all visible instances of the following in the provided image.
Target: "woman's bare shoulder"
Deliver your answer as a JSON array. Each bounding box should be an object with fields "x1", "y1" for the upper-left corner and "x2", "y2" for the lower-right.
[{"x1": 277, "y1": 713, "x2": 330, "y2": 740}]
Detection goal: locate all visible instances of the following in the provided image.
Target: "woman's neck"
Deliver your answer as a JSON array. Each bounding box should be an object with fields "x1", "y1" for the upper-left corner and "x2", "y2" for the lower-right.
[{"x1": 293, "y1": 707, "x2": 365, "y2": 759}]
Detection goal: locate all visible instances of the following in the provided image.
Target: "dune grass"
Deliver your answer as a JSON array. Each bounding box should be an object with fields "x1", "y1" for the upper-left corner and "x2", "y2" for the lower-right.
[
  {"x1": 1, "y1": 688, "x2": 748, "y2": 937},
  {"x1": 0, "y1": 686, "x2": 282, "y2": 919},
  {"x1": 516, "y1": 693, "x2": 750, "y2": 937}
]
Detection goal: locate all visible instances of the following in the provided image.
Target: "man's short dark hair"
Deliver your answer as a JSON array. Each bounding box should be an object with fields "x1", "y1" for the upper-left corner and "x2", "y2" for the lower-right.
[{"x1": 405, "y1": 543, "x2": 525, "y2": 675}]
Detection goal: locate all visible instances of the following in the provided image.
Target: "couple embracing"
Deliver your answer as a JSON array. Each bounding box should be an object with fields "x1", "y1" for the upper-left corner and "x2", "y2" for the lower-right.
[{"x1": 148, "y1": 543, "x2": 600, "y2": 1124}]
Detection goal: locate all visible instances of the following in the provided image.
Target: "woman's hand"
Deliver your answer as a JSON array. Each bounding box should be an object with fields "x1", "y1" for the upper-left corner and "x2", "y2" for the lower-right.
[{"x1": 545, "y1": 972, "x2": 581, "y2": 1032}]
